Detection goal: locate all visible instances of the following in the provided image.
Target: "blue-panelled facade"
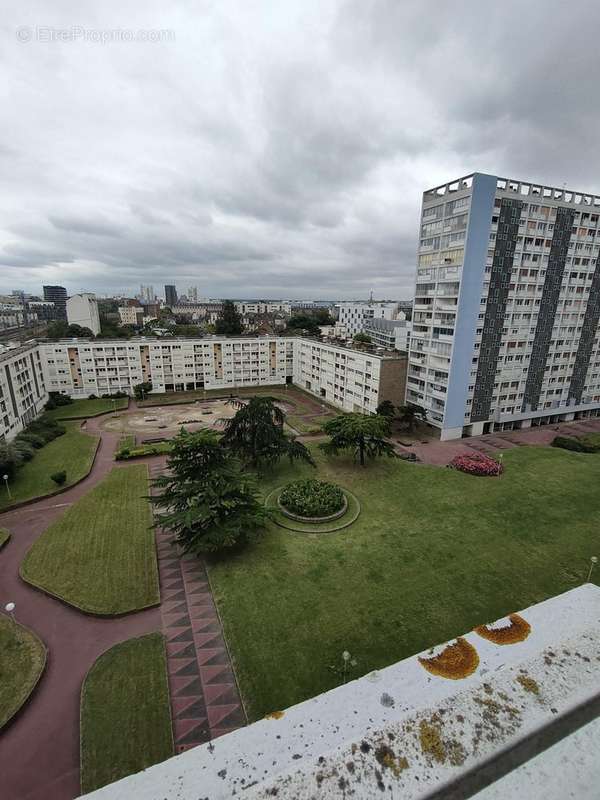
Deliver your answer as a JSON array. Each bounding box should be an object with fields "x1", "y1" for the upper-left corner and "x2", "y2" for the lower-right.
[{"x1": 407, "y1": 173, "x2": 600, "y2": 440}]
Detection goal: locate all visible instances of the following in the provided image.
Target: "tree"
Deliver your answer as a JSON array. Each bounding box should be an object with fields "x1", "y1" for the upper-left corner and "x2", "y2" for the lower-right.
[
  {"x1": 220, "y1": 396, "x2": 315, "y2": 470},
  {"x1": 133, "y1": 381, "x2": 152, "y2": 401},
  {"x1": 47, "y1": 321, "x2": 94, "y2": 339},
  {"x1": 215, "y1": 300, "x2": 243, "y2": 335},
  {"x1": 353, "y1": 332, "x2": 372, "y2": 345},
  {"x1": 150, "y1": 429, "x2": 267, "y2": 554},
  {"x1": 320, "y1": 413, "x2": 396, "y2": 467},
  {"x1": 286, "y1": 314, "x2": 322, "y2": 337},
  {"x1": 376, "y1": 400, "x2": 396, "y2": 418},
  {"x1": 397, "y1": 404, "x2": 427, "y2": 432}
]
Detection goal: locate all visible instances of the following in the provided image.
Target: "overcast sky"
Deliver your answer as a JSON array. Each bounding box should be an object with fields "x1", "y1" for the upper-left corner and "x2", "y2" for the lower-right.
[{"x1": 2, "y1": 1, "x2": 600, "y2": 301}]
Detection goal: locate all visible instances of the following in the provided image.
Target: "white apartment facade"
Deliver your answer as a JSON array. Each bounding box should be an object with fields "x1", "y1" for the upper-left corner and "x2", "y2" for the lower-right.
[
  {"x1": 66, "y1": 293, "x2": 101, "y2": 335},
  {"x1": 363, "y1": 317, "x2": 411, "y2": 352},
  {"x1": 0, "y1": 342, "x2": 48, "y2": 441},
  {"x1": 35, "y1": 335, "x2": 405, "y2": 415},
  {"x1": 40, "y1": 337, "x2": 295, "y2": 397},
  {"x1": 235, "y1": 301, "x2": 292, "y2": 315},
  {"x1": 337, "y1": 302, "x2": 399, "y2": 337},
  {"x1": 408, "y1": 172, "x2": 600, "y2": 440},
  {"x1": 118, "y1": 306, "x2": 144, "y2": 326},
  {"x1": 293, "y1": 338, "x2": 407, "y2": 413}
]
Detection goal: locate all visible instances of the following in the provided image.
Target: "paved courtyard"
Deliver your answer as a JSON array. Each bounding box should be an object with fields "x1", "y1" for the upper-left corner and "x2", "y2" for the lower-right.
[
  {"x1": 101, "y1": 398, "x2": 294, "y2": 439},
  {"x1": 394, "y1": 417, "x2": 600, "y2": 466}
]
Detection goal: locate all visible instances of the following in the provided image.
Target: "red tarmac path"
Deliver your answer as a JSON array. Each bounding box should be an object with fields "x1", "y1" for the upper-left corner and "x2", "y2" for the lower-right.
[{"x1": 0, "y1": 408, "x2": 244, "y2": 800}]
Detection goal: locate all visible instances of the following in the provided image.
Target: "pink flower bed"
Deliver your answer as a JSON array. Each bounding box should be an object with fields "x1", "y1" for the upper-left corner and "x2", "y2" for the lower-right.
[{"x1": 448, "y1": 452, "x2": 503, "y2": 477}]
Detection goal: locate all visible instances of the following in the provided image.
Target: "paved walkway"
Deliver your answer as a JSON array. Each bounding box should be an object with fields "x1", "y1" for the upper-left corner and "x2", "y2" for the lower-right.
[
  {"x1": 394, "y1": 417, "x2": 600, "y2": 466},
  {"x1": 149, "y1": 462, "x2": 245, "y2": 754},
  {"x1": 0, "y1": 409, "x2": 243, "y2": 800}
]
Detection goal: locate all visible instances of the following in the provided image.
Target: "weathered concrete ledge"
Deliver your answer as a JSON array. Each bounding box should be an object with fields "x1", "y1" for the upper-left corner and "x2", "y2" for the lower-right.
[{"x1": 80, "y1": 584, "x2": 600, "y2": 799}]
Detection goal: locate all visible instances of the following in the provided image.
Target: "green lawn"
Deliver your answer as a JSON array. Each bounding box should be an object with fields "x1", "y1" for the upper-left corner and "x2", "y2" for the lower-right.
[
  {"x1": 80, "y1": 633, "x2": 173, "y2": 793},
  {"x1": 46, "y1": 397, "x2": 129, "y2": 420},
  {"x1": 0, "y1": 422, "x2": 99, "y2": 510},
  {"x1": 0, "y1": 615, "x2": 46, "y2": 728},
  {"x1": 209, "y1": 445, "x2": 600, "y2": 721},
  {"x1": 0, "y1": 528, "x2": 10, "y2": 549},
  {"x1": 21, "y1": 466, "x2": 159, "y2": 614}
]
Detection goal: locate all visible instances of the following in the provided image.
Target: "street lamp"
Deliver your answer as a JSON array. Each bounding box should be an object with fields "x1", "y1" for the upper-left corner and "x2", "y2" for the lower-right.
[
  {"x1": 3, "y1": 474, "x2": 10, "y2": 500},
  {"x1": 587, "y1": 556, "x2": 598, "y2": 583},
  {"x1": 4, "y1": 602, "x2": 21, "y2": 645},
  {"x1": 112, "y1": 398, "x2": 116, "y2": 417}
]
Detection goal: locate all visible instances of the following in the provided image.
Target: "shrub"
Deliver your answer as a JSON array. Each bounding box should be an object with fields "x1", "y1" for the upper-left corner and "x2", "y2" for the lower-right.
[
  {"x1": 552, "y1": 434, "x2": 600, "y2": 453},
  {"x1": 50, "y1": 470, "x2": 67, "y2": 486},
  {"x1": 88, "y1": 394, "x2": 98, "y2": 400},
  {"x1": 280, "y1": 479, "x2": 345, "y2": 517},
  {"x1": 45, "y1": 392, "x2": 73, "y2": 410},
  {"x1": 551, "y1": 436, "x2": 585, "y2": 452},
  {"x1": 448, "y1": 453, "x2": 503, "y2": 477},
  {"x1": 17, "y1": 432, "x2": 46, "y2": 449}
]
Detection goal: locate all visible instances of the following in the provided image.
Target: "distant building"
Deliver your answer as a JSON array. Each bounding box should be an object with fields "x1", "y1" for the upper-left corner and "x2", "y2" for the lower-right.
[
  {"x1": 188, "y1": 286, "x2": 198, "y2": 302},
  {"x1": 66, "y1": 293, "x2": 101, "y2": 335},
  {"x1": 165, "y1": 285, "x2": 178, "y2": 307},
  {"x1": 337, "y1": 301, "x2": 399, "y2": 336},
  {"x1": 43, "y1": 285, "x2": 67, "y2": 319},
  {"x1": 118, "y1": 306, "x2": 144, "y2": 327},
  {"x1": 363, "y1": 317, "x2": 411, "y2": 352},
  {"x1": 139, "y1": 285, "x2": 155, "y2": 304}
]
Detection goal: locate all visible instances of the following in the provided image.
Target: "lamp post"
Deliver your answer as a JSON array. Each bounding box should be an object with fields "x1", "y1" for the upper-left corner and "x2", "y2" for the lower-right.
[
  {"x1": 112, "y1": 398, "x2": 116, "y2": 417},
  {"x1": 587, "y1": 556, "x2": 598, "y2": 583},
  {"x1": 4, "y1": 602, "x2": 21, "y2": 645},
  {"x1": 3, "y1": 474, "x2": 10, "y2": 500}
]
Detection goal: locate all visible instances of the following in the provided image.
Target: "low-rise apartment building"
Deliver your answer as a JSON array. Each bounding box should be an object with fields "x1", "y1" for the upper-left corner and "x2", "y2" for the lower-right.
[
  {"x1": 363, "y1": 317, "x2": 411, "y2": 352},
  {"x1": 38, "y1": 335, "x2": 406, "y2": 416},
  {"x1": 40, "y1": 337, "x2": 295, "y2": 397},
  {"x1": 337, "y1": 301, "x2": 400, "y2": 336},
  {"x1": 293, "y1": 338, "x2": 407, "y2": 413},
  {"x1": 118, "y1": 306, "x2": 145, "y2": 327},
  {"x1": 0, "y1": 342, "x2": 48, "y2": 441}
]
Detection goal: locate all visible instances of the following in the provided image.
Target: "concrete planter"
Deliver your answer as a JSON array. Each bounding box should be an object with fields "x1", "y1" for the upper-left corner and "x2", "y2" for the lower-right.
[{"x1": 277, "y1": 493, "x2": 348, "y2": 523}]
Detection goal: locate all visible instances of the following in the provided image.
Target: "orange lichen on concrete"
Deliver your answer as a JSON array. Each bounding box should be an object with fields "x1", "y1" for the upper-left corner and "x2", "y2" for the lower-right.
[
  {"x1": 418, "y1": 637, "x2": 479, "y2": 680},
  {"x1": 264, "y1": 710, "x2": 285, "y2": 720},
  {"x1": 474, "y1": 613, "x2": 531, "y2": 645}
]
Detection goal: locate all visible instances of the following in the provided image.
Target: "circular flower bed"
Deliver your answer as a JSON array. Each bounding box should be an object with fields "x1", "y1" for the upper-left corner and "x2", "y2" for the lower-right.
[
  {"x1": 448, "y1": 453, "x2": 503, "y2": 477},
  {"x1": 279, "y1": 479, "x2": 345, "y2": 519},
  {"x1": 266, "y1": 485, "x2": 361, "y2": 534}
]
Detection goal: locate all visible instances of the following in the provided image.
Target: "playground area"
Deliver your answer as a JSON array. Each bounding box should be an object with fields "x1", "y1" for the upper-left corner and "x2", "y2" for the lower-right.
[{"x1": 101, "y1": 398, "x2": 295, "y2": 438}]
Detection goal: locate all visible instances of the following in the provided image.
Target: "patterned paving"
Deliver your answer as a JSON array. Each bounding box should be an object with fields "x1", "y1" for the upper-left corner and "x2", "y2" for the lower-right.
[{"x1": 150, "y1": 462, "x2": 246, "y2": 753}]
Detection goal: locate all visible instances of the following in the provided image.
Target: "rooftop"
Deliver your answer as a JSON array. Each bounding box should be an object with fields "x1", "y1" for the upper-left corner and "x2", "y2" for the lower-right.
[{"x1": 424, "y1": 172, "x2": 600, "y2": 208}]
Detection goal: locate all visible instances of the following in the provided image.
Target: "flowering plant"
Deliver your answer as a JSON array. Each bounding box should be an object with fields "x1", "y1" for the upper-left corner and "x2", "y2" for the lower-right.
[{"x1": 448, "y1": 452, "x2": 503, "y2": 476}]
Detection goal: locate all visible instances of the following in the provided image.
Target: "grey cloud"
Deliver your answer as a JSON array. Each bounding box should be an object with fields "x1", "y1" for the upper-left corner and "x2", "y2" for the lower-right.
[{"x1": 1, "y1": 0, "x2": 600, "y2": 299}]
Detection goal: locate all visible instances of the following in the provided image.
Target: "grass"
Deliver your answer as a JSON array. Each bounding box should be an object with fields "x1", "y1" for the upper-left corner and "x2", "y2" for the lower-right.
[
  {"x1": 80, "y1": 633, "x2": 173, "y2": 793},
  {"x1": 209, "y1": 445, "x2": 600, "y2": 721},
  {"x1": 0, "y1": 422, "x2": 99, "y2": 510},
  {"x1": 0, "y1": 615, "x2": 46, "y2": 728},
  {"x1": 46, "y1": 398, "x2": 129, "y2": 420},
  {"x1": 0, "y1": 528, "x2": 10, "y2": 549},
  {"x1": 21, "y1": 466, "x2": 159, "y2": 615}
]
